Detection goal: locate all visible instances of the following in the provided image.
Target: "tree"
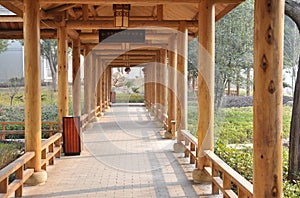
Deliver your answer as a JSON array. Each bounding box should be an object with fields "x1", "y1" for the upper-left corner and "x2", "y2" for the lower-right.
[
  {"x1": 0, "y1": 40, "x2": 8, "y2": 53},
  {"x1": 215, "y1": 0, "x2": 254, "y2": 109},
  {"x1": 40, "y1": 40, "x2": 58, "y2": 92},
  {"x1": 285, "y1": 0, "x2": 300, "y2": 181},
  {"x1": 8, "y1": 77, "x2": 23, "y2": 106},
  {"x1": 188, "y1": 38, "x2": 198, "y2": 93}
]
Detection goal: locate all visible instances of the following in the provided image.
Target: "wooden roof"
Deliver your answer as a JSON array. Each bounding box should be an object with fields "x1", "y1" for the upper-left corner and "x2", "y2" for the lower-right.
[{"x1": 0, "y1": 0, "x2": 242, "y2": 44}]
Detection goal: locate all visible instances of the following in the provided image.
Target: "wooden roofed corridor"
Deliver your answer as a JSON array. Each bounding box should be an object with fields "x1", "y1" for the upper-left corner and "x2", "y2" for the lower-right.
[{"x1": 22, "y1": 105, "x2": 217, "y2": 198}]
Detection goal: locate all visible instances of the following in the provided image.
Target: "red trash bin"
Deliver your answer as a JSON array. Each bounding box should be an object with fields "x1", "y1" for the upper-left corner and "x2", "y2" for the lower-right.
[{"x1": 63, "y1": 116, "x2": 81, "y2": 155}]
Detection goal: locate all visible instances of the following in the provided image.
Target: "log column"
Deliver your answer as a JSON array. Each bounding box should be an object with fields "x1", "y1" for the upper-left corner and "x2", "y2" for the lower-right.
[
  {"x1": 108, "y1": 67, "x2": 112, "y2": 104},
  {"x1": 72, "y1": 38, "x2": 81, "y2": 116},
  {"x1": 160, "y1": 49, "x2": 167, "y2": 122},
  {"x1": 84, "y1": 47, "x2": 91, "y2": 116},
  {"x1": 91, "y1": 53, "x2": 96, "y2": 115},
  {"x1": 24, "y1": 0, "x2": 47, "y2": 185},
  {"x1": 253, "y1": 0, "x2": 284, "y2": 197},
  {"x1": 58, "y1": 25, "x2": 69, "y2": 130},
  {"x1": 193, "y1": 0, "x2": 215, "y2": 183},
  {"x1": 176, "y1": 22, "x2": 188, "y2": 141},
  {"x1": 96, "y1": 57, "x2": 102, "y2": 114},
  {"x1": 167, "y1": 35, "x2": 177, "y2": 139}
]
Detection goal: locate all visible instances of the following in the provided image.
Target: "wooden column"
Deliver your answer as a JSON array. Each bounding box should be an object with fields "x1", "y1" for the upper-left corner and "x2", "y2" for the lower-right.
[
  {"x1": 91, "y1": 53, "x2": 96, "y2": 114},
  {"x1": 160, "y1": 49, "x2": 167, "y2": 116},
  {"x1": 196, "y1": 0, "x2": 214, "y2": 170},
  {"x1": 57, "y1": 25, "x2": 69, "y2": 130},
  {"x1": 24, "y1": 0, "x2": 42, "y2": 174},
  {"x1": 167, "y1": 35, "x2": 177, "y2": 138},
  {"x1": 84, "y1": 47, "x2": 91, "y2": 115},
  {"x1": 108, "y1": 67, "x2": 112, "y2": 104},
  {"x1": 177, "y1": 22, "x2": 188, "y2": 141},
  {"x1": 72, "y1": 38, "x2": 81, "y2": 116},
  {"x1": 154, "y1": 59, "x2": 161, "y2": 117},
  {"x1": 143, "y1": 67, "x2": 148, "y2": 109},
  {"x1": 96, "y1": 57, "x2": 102, "y2": 113},
  {"x1": 99, "y1": 59, "x2": 103, "y2": 113},
  {"x1": 103, "y1": 65, "x2": 107, "y2": 109},
  {"x1": 253, "y1": 0, "x2": 284, "y2": 197}
]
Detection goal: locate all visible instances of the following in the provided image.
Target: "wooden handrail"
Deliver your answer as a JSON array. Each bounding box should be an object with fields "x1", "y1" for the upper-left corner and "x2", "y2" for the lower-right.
[
  {"x1": 204, "y1": 150, "x2": 253, "y2": 197},
  {"x1": 0, "y1": 132, "x2": 62, "y2": 197},
  {"x1": 0, "y1": 121, "x2": 59, "y2": 140},
  {"x1": 0, "y1": 152, "x2": 35, "y2": 198},
  {"x1": 180, "y1": 130, "x2": 253, "y2": 198}
]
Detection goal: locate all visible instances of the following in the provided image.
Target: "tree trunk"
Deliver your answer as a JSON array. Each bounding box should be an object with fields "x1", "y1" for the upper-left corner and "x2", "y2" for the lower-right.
[
  {"x1": 288, "y1": 57, "x2": 300, "y2": 181},
  {"x1": 285, "y1": 0, "x2": 300, "y2": 181},
  {"x1": 246, "y1": 68, "x2": 251, "y2": 96},
  {"x1": 227, "y1": 80, "x2": 231, "y2": 95}
]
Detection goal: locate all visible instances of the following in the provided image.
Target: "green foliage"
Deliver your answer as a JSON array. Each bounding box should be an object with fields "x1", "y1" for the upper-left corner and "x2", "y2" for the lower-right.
[
  {"x1": 131, "y1": 87, "x2": 140, "y2": 93},
  {"x1": 0, "y1": 141, "x2": 24, "y2": 170},
  {"x1": 116, "y1": 93, "x2": 144, "y2": 103},
  {"x1": 0, "y1": 40, "x2": 9, "y2": 54}
]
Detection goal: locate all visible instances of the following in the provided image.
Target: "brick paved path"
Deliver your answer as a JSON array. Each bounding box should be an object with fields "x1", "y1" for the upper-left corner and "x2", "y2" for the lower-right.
[{"x1": 23, "y1": 106, "x2": 217, "y2": 198}]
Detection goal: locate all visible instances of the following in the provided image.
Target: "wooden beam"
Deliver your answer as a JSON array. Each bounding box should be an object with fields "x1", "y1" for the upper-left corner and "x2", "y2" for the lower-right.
[
  {"x1": 67, "y1": 29, "x2": 79, "y2": 39},
  {"x1": 24, "y1": 0, "x2": 42, "y2": 173},
  {"x1": 66, "y1": 20, "x2": 198, "y2": 29},
  {"x1": 213, "y1": 0, "x2": 244, "y2": 4},
  {"x1": 157, "y1": 4, "x2": 163, "y2": 21},
  {"x1": 88, "y1": 5, "x2": 97, "y2": 17},
  {"x1": 253, "y1": 0, "x2": 284, "y2": 197},
  {"x1": 45, "y1": 4, "x2": 77, "y2": 14},
  {"x1": 0, "y1": 29, "x2": 57, "y2": 39},
  {"x1": 40, "y1": 0, "x2": 206, "y2": 4},
  {"x1": 82, "y1": 4, "x2": 89, "y2": 20},
  {"x1": 0, "y1": 15, "x2": 22, "y2": 22},
  {"x1": 0, "y1": 2, "x2": 23, "y2": 17},
  {"x1": 215, "y1": 3, "x2": 240, "y2": 21}
]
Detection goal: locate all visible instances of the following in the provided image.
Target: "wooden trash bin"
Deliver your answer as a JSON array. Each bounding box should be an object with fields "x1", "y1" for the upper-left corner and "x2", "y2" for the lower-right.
[{"x1": 63, "y1": 116, "x2": 81, "y2": 155}]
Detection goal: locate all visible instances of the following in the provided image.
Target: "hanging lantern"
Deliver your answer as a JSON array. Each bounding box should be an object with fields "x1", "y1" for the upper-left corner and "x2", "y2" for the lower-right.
[
  {"x1": 113, "y1": 4, "x2": 130, "y2": 28},
  {"x1": 125, "y1": 67, "x2": 131, "y2": 74}
]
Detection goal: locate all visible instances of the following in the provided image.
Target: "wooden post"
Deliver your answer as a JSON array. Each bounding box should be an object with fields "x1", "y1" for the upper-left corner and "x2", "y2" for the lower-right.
[
  {"x1": 84, "y1": 46, "x2": 91, "y2": 116},
  {"x1": 98, "y1": 58, "x2": 103, "y2": 113},
  {"x1": 108, "y1": 67, "x2": 112, "y2": 104},
  {"x1": 91, "y1": 53, "x2": 96, "y2": 115},
  {"x1": 160, "y1": 49, "x2": 167, "y2": 122},
  {"x1": 24, "y1": 0, "x2": 42, "y2": 173},
  {"x1": 155, "y1": 60, "x2": 160, "y2": 118},
  {"x1": 167, "y1": 35, "x2": 177, "y2": 138},
  {"x1": 193, "y1": 0, "x2": 214, "y2": 183},
  {"x1": 177, "y1": 21, "x2": 188, "y2": 142},
  {"x1": 253, "y1": 0, "x2": 284, "y2": 197},
  {"x1": 58, "y1": 25, "x2": 69, "y2": 130},
  {"x1": 72, "y1": 38, "x2": 81, "y2": 116},
  {"x1": 143, "y1": 67, "x2": 148, "y2": 109}
]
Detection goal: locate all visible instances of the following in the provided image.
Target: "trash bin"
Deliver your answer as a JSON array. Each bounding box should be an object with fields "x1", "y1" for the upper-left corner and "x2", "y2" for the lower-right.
[
  {"x1": 110, "y1": 91, "x2": 116, "y2": 103},
  {"x1": 63, "y1": 116, "x2": 81, "y2": 155}
]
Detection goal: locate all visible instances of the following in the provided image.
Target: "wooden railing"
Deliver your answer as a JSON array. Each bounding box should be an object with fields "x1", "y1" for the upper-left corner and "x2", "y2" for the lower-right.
[
  {"x1": 180, "y1": 130, "x2": 253, "y2": 198},
  {"x1": 0, "y1": 132, "x2": 62, "y2": 198},
  {"x1": 41, "y1": 133, "x2": 62, "y2": 171},
  {"x1": 0, "y1": 121, "x2": 59, "y2": 140},
  {"x1": 0, "y1": 152, "x2": 35, "y2": 198}
]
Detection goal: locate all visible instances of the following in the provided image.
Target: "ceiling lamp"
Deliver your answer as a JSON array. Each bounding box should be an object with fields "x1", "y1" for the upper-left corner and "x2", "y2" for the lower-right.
[{"x1": 113, "y1": 4, "x2": 130, "y2": 28}]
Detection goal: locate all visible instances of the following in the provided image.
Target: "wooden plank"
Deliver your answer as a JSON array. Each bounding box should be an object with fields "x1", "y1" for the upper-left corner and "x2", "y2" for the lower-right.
[
  {"x1": 41, "y1": 133, "x2": 62, "y2": 150},
  {"x1": 0, "y1": 2, "x2": 23, "y2": 17},
  {"x1": 212, "y1": 176, "x2": 223, "y2": 190},
  {"x1": 40, "y1": 0, "x2": 209, "y2": 4},
  {"x1": 203, "y1": 166, "x2": 212, "y2": 177},
  {"x1": 224, "y1": 190, "x2": 238, "y2": 198}
]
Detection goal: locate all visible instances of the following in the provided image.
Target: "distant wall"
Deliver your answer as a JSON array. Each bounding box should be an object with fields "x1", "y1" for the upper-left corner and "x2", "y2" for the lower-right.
[{"x1": 0, "y1": 42, "x2": 23, "y2": 82}]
